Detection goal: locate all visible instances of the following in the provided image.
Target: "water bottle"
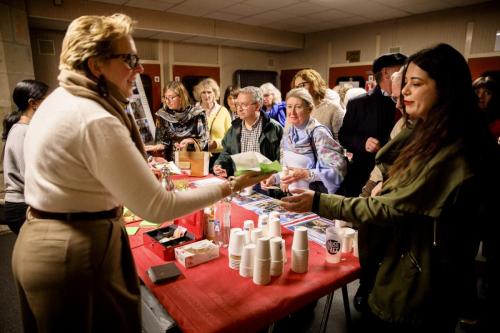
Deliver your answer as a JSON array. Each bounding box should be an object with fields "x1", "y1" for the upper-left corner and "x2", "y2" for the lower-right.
[
  {"x1": 221, "y1": 197, "x2": 231, "y2": 247},
  {"x1": 214, "y1": 198, "x2": 231, "y2": 247}
]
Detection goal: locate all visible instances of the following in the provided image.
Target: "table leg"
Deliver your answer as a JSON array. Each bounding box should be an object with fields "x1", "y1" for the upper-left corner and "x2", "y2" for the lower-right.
[
  {"x1": 342, "y1": 285, "x2": 352, "y2": 331},
  {"x1": 319, "y1": 291, "x2": 334, "y2": 333}
]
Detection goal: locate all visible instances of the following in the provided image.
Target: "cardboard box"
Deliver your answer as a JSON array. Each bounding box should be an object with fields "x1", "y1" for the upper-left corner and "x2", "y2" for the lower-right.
[
  {"x1": 175, "y1": 239, "x2": 219, "y2": 268},
  {"x1": 143, "y1": 209, "x2": 204, "y2": 261}
]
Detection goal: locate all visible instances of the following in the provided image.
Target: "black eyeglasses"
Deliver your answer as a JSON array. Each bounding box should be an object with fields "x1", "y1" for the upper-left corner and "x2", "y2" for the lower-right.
[{"x1": 109, "y1": 53, "x2": 141, "y2": 69}]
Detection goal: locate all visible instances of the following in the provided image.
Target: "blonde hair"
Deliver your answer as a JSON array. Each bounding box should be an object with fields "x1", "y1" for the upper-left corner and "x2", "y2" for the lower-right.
[
  {"x1": 286, "y1": 87, "x2": 315, "y2": 112},
  {"x1": 291, "y1": 69, "x2": 327, "y2": 100},
  {"x1": 60, "y1": 13, "x2": 135, "y2": 72},
  {"x1": 260, "y1": 82, "x2": 282, "y2": 103},
  {"x1": 193, "y1": 78, "x2": 221, "y2": 102},
  {"x1": 163, "y1": 81, "x2": 191, "y2": 110}
]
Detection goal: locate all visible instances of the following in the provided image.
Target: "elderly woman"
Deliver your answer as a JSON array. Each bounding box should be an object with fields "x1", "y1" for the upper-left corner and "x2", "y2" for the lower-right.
[
  {"x1": 260, "y1": 82, "x2": 286, "y2": 127},
  {"x1": 292, "y1": 69, "x2": 345, "y2": 141},
  {"x1": 281, "y1": 44, "x2": 499, "y2": 332},
  {"x1": 193, "y1": 78, "x2": 232, "y2": 170},
  {"x1": 2, "y1": 80, "x2": 48, "y2": 234},
  {"x1": 11, "y1": 13, "x2": 268, "y2": 332},
  {"x1": 146, "y1": 81, "x2": 208, "y2": 161},
  {"x1": 262, "y1": 88, "x2": 346, "y2": 194}
]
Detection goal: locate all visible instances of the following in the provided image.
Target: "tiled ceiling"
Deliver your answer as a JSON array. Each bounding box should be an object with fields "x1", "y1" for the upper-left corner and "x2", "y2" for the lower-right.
[{"x1": 90, "y1": 0, "x2": 489, "y2": 34}]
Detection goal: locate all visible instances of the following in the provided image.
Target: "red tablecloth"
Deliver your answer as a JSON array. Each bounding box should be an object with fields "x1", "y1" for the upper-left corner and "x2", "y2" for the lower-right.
[{"x1": 129, "y1": 201, "x2": 360, "y2": 333}]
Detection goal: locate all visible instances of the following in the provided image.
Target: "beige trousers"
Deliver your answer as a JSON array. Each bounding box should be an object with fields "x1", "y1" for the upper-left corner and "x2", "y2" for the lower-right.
[{"x1": 11, "y1": 209, "x2": 141, "y2": 333}]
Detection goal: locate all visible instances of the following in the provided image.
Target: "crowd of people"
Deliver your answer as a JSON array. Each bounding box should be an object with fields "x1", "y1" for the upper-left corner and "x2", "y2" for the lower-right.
[{"x1": 1, "y1": 11, "x2": 499, "y2": 333}]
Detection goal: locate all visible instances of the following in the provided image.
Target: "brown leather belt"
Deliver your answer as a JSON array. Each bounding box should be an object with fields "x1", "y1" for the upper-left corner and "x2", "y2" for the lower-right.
[{"x1": 30, "y1": 207, "x2": 122, "y2": 221}]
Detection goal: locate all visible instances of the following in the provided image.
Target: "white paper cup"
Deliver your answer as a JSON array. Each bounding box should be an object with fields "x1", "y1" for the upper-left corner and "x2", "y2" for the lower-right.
[
  {"x1": 270, "y1": 260, "x2": 284, "y2": 276},
  {"x1": 269, "y1": 211, "x2": 280, "y2": 221},
  {"x1": 269, "y1": 218, "x2": 281, "y2": 238},
  {"x1": 291, "y1": 248, "x2": 309, "y2": 273},
  {"x1": 353, "y1": 230, "x2": 359, "y2": 257},
  {"x1": 270, "y1": 237, "x2": 283, "y2": 261},
  {"x1": 229, "y1": 231, "x2": 246, "y2": 257},
  {"x1": 229, "y1": 254, "x2": 241, "y2": 270},
  {"x1": 243, "y1": 220, "x2": 255, "y2": 244},
  {"x1": 253, "y1": 258, "x2": 271, "y2": 285},
  {"x1": 341, "y1": 228, "x2": 356, "y2": 253},
  {"x1": 292, "y1": 226, "x2": 309, "y2": 251},
  {"x1": 282, "y1": 239, "x2": 287, "y2": 263},
  {"x1": 228, "y1": 228, "x2": 242, "y2": 256},
  {"x1": 325, "y1": 227, "x2": 342, "y2": 264},
  {"x1": 258, "y1": 215, "x2": 269, "y2": 237},
  {"x1": 335, "y1": 220, "x2": 348, "y2": 228},
  {"x1": 250, "y1": 228, "x2": 263, "y2": 244},
  {"x1": 239, "y1": 244, "x2": 256, "y2": 278},
  {"x1": 255, "y1": 237, "x2": 271, "y2": 260}
]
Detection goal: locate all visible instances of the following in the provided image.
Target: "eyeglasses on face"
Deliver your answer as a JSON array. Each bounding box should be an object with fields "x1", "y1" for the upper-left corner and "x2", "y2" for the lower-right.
[
  {"x1": 295, "y1": 81, "x2": 309, "y2": 88},
  {"x1": 234, "y1": 102, "x2": 257, "y2": 110},
  {"x1": 109, "y1": 53, "x2": 141, "y2": 69},
  {"x1": 163, "y1": 95, "x2": 178, "y2": 102}
]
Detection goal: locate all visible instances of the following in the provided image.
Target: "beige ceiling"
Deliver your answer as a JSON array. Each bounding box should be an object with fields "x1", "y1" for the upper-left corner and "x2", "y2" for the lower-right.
[
  {"x1": 28, "y1": 0, "x2": 491, "y2": 52},
  {"x1": 90, "y1": 0, "x2": 489, "y2": 34}
]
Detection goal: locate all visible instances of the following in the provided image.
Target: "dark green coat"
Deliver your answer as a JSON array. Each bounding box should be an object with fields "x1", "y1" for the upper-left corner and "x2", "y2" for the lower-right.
[
  {"x1": 214, "y1": 111, "x2": 283, "y2": 176},
  {"x1": 318, "y1": 128, "x2": 480, "y2": 326}
]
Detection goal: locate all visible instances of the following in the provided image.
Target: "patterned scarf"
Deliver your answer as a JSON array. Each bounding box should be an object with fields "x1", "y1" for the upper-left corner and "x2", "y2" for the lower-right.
[{"x1": 58, "y1": 69, "x2": 147, "y2": 160}]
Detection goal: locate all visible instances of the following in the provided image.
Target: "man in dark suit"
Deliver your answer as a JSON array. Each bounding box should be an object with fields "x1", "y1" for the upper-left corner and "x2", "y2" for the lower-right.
[{"x1": 338, "y1": 52, "x2": 407, "y2": 312}]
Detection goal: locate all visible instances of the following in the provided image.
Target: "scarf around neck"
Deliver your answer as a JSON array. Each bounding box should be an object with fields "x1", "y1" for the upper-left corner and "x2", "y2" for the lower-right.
[{"x1": 58, "y1": 69, "x2": 147, "y2": 160}]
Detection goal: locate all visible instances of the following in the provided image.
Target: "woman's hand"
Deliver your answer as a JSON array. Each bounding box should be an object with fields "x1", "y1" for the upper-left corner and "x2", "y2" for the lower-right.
[
  {"x1": 279, "y1": 188, "x2": 314, "y2": 213},
  {"x1": 175, "y1": 138, "x2": 195, "y2": 150},
  {"x1": 260, "y1": 174, "x2": 276, "y2": 189},
  {"x1": 213, "y1": 165, "x2": 228, "y2": 178},
  {"x1": 281, "y1": 168, "x2": 309, "y2": 185},
  {"x1": 145, "y1": 144, "x2": 164, "y2": 152},
  {"x1": 208, "y1": 140, "x2": 217, "y2": 150},
  {"x1": 232, "y1": 172, "x2": 276, "y2": 192}
]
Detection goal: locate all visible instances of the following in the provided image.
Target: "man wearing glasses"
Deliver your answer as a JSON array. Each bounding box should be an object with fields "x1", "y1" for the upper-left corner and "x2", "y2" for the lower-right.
[{"x1": 213, "y1": 86, "x2": 282, "y2": 178}]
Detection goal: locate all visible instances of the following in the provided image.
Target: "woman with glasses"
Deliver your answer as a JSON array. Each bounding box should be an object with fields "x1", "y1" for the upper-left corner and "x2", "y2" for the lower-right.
[
  {"x1": 11, "y1": 14, "x2": 269, "y2": 332},
  {"x1": 261, "y1": 88, "x2": 346, "y2": 194},
  {"x1": 146, "y1": 80, "x2": 208, "y2": 161},
  {"x1": 291, "y1": 69, "x2": 345, "y2": 141},
  {"x1": 2, "y1": 79, "x2": 48, "y2": 234}
]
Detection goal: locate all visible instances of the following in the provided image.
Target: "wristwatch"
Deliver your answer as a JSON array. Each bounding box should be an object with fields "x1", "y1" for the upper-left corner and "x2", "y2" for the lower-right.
[{"x1": 308, "y1": 169, "x2": 315, "y2": 181}]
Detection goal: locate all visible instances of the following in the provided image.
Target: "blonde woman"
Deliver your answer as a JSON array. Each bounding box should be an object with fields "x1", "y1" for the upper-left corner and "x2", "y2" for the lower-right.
[
  {"x1": 12, "y1": 13, "x2": 269, "y2": 332},
  {"x1": 194, "y1": 78, "x2": 232, "y2": 170},
  {"x1": 291, "y1": 69, "x2": 345, "y2": 141}
]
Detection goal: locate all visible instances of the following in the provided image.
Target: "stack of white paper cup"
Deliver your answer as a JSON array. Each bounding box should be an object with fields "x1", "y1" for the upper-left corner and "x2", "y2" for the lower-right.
[
  {"x1": 258, "y1": 215, "x2": 269, "y2": 237},
  {"x1": 341, "y1": 227, "x2": 356, "y2": 253},
  {"x1": 269, "y1": 211, "x2": 280, "y2": 221},
  {"x1": 325, "y1": 226, "x2": 342, "y2": 264},
  {"x1": 282, "y1": 238, "x2": 287, "y2": 263},
  {"x1": 353, "y1": 230, "x2": 359, "y2": 257},
  {"x1": 243, "y1": 220, "x2": 255, "y2": 244},
  {"x1": 228, "y1": 227, "x2": 242, "y2": 256},
  {"x1": 228, "y1": 230, "x2": 245, "y2": 270},
  {"x1": 291, "y1": 226, "x2": 309, "y2": 273},
  {"x1": 268, "y1": 218, "x2": 281, "y2": 238},
  {"x1": 239, "y1": 244, "x2": 256, "y2": 278},
  {"x1": 250, "y1": 228, "x2": 263, "y2": 244},
  {"x1": 270, "y1": 237, "x2": 284, "y2": 276},
  {"x1": 253, "y1": 237, "x2": 271, "y2": 285}
]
